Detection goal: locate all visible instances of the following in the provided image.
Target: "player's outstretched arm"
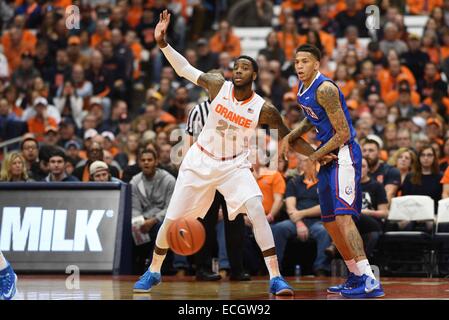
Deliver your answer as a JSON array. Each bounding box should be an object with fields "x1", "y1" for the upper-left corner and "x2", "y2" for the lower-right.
[
  {"x1": 155, "y1": 10, "x2": 225, "y2": 99},
  {"x1": 310, "y1": 81, "x2": 351, "y2": 161},
  {"x1": 286, "y1": 117, "x2": 316, "y2": 156}
]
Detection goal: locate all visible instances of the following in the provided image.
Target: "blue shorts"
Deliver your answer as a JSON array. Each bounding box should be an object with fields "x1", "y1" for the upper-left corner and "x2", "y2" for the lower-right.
[{"x1": 317, "y1": 142, "x2": 362, "y2": 223}]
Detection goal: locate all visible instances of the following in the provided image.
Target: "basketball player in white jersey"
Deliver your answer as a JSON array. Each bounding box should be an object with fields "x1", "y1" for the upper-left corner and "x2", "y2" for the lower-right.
[{"x1": 134, "y1": 10, "x2": 295, "y2": 295}]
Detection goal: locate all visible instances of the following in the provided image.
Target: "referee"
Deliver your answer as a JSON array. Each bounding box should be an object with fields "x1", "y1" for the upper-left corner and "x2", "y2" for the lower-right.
[{"x1": 186, "y1": 98, "x2": 251, "y2": 281}]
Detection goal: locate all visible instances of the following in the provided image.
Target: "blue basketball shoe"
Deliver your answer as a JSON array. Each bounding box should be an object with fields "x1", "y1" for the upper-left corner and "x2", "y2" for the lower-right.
[
  {"x1": 0, "y1": 263, "x2": 18, "y2": 300},
  {"x1": 269, "y1": 276, "x2": 294, "y2": 296},
  {"x1": 133, "y1": 269, "x2": 161, "y2": 293},
  {"x1": 327, "y1": 272, "x2": 359, "y2": 294},
  {"x1": 340, "y1": 274, "x2": 385, "y2": 298}
]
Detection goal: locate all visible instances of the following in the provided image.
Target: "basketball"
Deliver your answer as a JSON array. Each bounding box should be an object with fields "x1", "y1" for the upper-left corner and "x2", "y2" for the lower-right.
[{"x1": 167, "y1": 217, "x2": 206, "y2": 256}]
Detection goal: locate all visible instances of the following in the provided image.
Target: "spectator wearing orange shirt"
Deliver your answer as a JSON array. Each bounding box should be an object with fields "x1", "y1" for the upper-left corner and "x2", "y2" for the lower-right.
[
  {"x1": 377, "y1": 58, "x2": 416, "y2": 102},
  {"x1": 27, "y1": 97, "x2": 58, "y2": 142},
  {"x1": 209, "y1": 20, "x2": 241, "y2": 59},
  {"x1": 334, "y1": 64, "x2": 356, "y2": 99},
  {"x1": 406, "y1": 0, "x2": 442, "y2": 15},
  {"x1": 308, "y1": 17, "x2": 335, "y2": 58},
  {"x1": 127, "y1": 0, "x2": 144, "y2": 28},
  {"x1": 91, "y1": 20, "x2": 112, "y2": 48},
  {"x1": 1, "y1": 26, "x2": 36, "y2": 73},
  {"x1": 276, "y1": 16, "x2": 301, "y2": 62}
]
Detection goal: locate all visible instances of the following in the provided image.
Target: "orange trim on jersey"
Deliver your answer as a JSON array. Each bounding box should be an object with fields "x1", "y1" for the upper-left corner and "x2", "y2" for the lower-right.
[{"x1": 232, "y1": 88, "x2": 255, "y2": 106}]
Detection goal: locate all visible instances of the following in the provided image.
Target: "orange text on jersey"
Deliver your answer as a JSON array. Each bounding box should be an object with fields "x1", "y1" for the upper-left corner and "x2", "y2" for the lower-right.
[{"x1": 215, "y1": 104, "x2": 252, "y2": 128}]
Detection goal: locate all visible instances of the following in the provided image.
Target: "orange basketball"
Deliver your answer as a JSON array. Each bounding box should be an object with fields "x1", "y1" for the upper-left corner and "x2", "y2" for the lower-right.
[{"x1": 167, "y1": 217, "x2": 206, "y2": 256}]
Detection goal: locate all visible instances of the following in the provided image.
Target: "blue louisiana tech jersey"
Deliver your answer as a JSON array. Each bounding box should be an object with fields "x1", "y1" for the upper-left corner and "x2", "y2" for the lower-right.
[{"x1": 297, "y1": 72, "x2": 356, "y2": 145}]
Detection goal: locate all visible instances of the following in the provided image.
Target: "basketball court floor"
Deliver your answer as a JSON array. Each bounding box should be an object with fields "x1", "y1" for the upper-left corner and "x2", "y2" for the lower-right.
[{"x1": 13, "y1": 275, "x2": 449, "y2": 300}]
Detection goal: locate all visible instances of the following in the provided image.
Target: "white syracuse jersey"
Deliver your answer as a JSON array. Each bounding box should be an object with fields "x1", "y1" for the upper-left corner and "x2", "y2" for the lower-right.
[{"x1": 196, "y1": 81, "x2": 265, "y2": 158}]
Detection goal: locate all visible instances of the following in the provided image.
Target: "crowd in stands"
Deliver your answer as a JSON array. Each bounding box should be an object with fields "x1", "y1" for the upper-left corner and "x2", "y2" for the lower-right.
[{"x1": 1, "y1": 0, "x2": 449, "y2": 276}]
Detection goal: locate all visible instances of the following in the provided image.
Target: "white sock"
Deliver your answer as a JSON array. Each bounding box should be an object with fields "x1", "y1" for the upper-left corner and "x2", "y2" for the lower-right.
[
  {"x1": 264, "y1": 255, "x2": 281, "y2": 279},
  {"x1": 0, "y1": 251, "x2": 8, "y2": 270},
  {"x1": 345, "y1": 259, "x2": 362, "y2": 276},
  {"x1": 356, "y1": 259, "x2": 376, "y2": 280}
]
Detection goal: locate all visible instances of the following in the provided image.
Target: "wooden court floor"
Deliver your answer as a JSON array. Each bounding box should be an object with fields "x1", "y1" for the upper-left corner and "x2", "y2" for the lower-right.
[{"x1": 12, "y1": 275, "x2": 449, "y2": 300}]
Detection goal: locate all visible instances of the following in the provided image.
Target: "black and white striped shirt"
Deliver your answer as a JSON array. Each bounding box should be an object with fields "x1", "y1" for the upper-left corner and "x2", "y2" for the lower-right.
[{"x1": 185, "y1": 99, "x2": 210, "y2": 137}]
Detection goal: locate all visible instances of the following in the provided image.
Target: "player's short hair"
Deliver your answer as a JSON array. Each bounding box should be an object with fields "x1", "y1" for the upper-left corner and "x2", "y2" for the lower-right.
[
  {"x1": 235, "y1": 55, "x2": 259, "y2": 74},
  {"x1": 296, "y1": 44, "x2": 321, "y2": 61}
]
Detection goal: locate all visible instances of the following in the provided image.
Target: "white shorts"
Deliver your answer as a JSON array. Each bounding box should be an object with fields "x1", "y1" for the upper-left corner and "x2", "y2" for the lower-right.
[{"x1": 165, "y1": 143, "x2": 262, "y2": 221}]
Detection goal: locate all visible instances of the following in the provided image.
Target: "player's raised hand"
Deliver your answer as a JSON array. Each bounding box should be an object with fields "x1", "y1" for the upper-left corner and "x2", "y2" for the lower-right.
[{"x1": 155, "y1": 9, "x2": 171, "y2": 47}]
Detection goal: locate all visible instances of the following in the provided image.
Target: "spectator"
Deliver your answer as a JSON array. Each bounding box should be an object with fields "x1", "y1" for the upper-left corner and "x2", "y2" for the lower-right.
[
  {"x1": 209, "y1": 20, "x2": 241, "y2": 59},
  {"x1": 440, "y1": 138, "x2": 449, "y2": 172},
  {"x1": 73, "y1": 141, "x2": 120, "y2": 182},
  {"x1": 393, "y1": 81, "x2": 418, "y2": 118},
  {"x1": 64, "y1": 140, "x2": 82, "y2": 166},
  {"x1": 227, "y1": 0, "x2": 273, "y2": 27},
  {"x1": 114, "y1": 132, "x2": 140, "y2": 170},
  {"x1": 335, "y1": 0, "x2": 368, "y2": 38},
  {"x1": 396, "y1": 128, "x2": 413, "y2": 149},
  {"x1": 379, "y1": 22, "x2": 409, "y2": 56},
  {"x1": 26, "y1": 97, "x2": 58, "y2": 142},
  {"x1": 43, "y1": 126, "x2": 60, "y2": 147},
  {"x1": 276, "y1": 16, "x2": 301, "y2": 62},
  {"x1": 130, "y1": 148, "x2": 176, "y2": 274},
  {"x1": 258, "y1": 31, "x2": 286, "y2": 65},
  {"x1": 388, "y1": 147, "x2": 418, "y2": 186},
  {"x1": 417, "y1": 62, "x2": 448, "y2": 102},
  {"x1": 44, "y1": 148, "x2": 79, "y2": 182},
  {"x1": 399, "y1": 33, "x2": 430, "y2": 81},
  {"x1": 89, "y1": 160, "x2": 122, "y2": 182},
  {"x1": 158, "y1": 143, "x2": 178, "y2": 178},
  {"x1": 66, "y1": 36, "x2": 90, "y2": 69},
  {"x1": 358, "y1": 60, "x2": 381, "y2": 99},
  {"x1": 11, "y1": 51, "x2": 40, "y2": 93},
  {"x1": 0, "y1": 97, "x2": 27, "y2": 143},
  {"x1": 358, "y1": 157, "x2": 389, "y2": 255},
  {"x1": 0, "y1": 151, "x2": 31, "y2": 182},
  {"x1": 402, "y1": 145, "x2": 442, "y2": 230},
  {"x1": 309, "y1": 16, "x2": 336, "y2": 58},
  {"x1": 371, "y1": 101, "x2": 388, "y2": 138},
  {"x1": 271, "y1": 154, "x2": 331, "y2": 276},
  {"x1": 362, "y1": 138, "x2": 401, "y2": 204},
  {"x1": 53, "y1": 81, "x2": 86, "y2": 129},
  {"x1": 196, "y1": 38, "x2": 220, "y2": 73},
  {"x1": 20, "y1": 137, "x2": 39, "y2": 177}
]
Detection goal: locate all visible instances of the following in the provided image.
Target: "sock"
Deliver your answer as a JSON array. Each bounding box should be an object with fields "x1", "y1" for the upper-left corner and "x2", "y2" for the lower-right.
[
  {"x1": 345, "y1": 259, "x2": 362, "y2": 276},
  {"x1": 264, "y1": 255, "x2": 281, "y2": 279},
  {"x1": 0, "y1": 251, "x2": 8, "y2": 270},
  {"x1": 149, "y1": 252, "x2": 166, "y2": 273},
  {"x1": 356, "y1": 259, "x2": 376, "y2": 280}
]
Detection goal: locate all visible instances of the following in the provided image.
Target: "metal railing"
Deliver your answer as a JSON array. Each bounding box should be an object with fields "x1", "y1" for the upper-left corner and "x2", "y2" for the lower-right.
[{"x1": 0, "y1": 136, "x2": 25, "y2": 155}]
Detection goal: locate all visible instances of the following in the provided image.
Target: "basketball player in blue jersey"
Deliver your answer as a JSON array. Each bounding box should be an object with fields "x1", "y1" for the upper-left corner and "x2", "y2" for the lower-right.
[{"x1": 286, "y1": 44, "x2": 384, "y2": 298}]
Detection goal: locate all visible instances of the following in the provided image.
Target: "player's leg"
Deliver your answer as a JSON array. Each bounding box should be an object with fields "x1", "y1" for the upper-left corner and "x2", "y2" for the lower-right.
[
  {"x1": 0, "y1": 250, "x2": 17, "y2": 300},
  {"x1": 242, "y1": 196, "x2": 293, "y2": 295},
  {"x1": 134, "y1": 154, "x2": 218, "y2": 292},
  {"x1": 329, "y1": 144, "x2": 384, "y2": 298}
]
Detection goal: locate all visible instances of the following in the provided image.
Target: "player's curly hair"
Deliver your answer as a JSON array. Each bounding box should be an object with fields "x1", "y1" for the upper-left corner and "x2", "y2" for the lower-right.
[{"x1": 296, "y1": 44, "x2": 321, "y2": 61}]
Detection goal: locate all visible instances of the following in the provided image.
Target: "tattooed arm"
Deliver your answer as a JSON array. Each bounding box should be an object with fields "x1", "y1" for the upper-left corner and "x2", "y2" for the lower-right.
[
  {"x1": 309, "y1": 81, "x2": 350, "y2": 161},
  {"x1": 286, "y1": 117, "x2": 316, "y2": 156},
  {"x1": 258, "y1": 101, "x2": 291, "y2": 139},
  {"x1": 197, "y1": 72, "x2": 226, "y2": 101}
]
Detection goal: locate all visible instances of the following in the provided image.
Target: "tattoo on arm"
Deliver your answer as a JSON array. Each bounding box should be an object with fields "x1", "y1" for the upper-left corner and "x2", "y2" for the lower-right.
[
  {"x1": 310, "y1": 81, "x2": 350, "y2": 160},
  {"x1": 197, "y1": 72, "x2": 225, "y2": 101},
  {"x1": 258, "y1": 102, "x2": 291, "y2": 139}
]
